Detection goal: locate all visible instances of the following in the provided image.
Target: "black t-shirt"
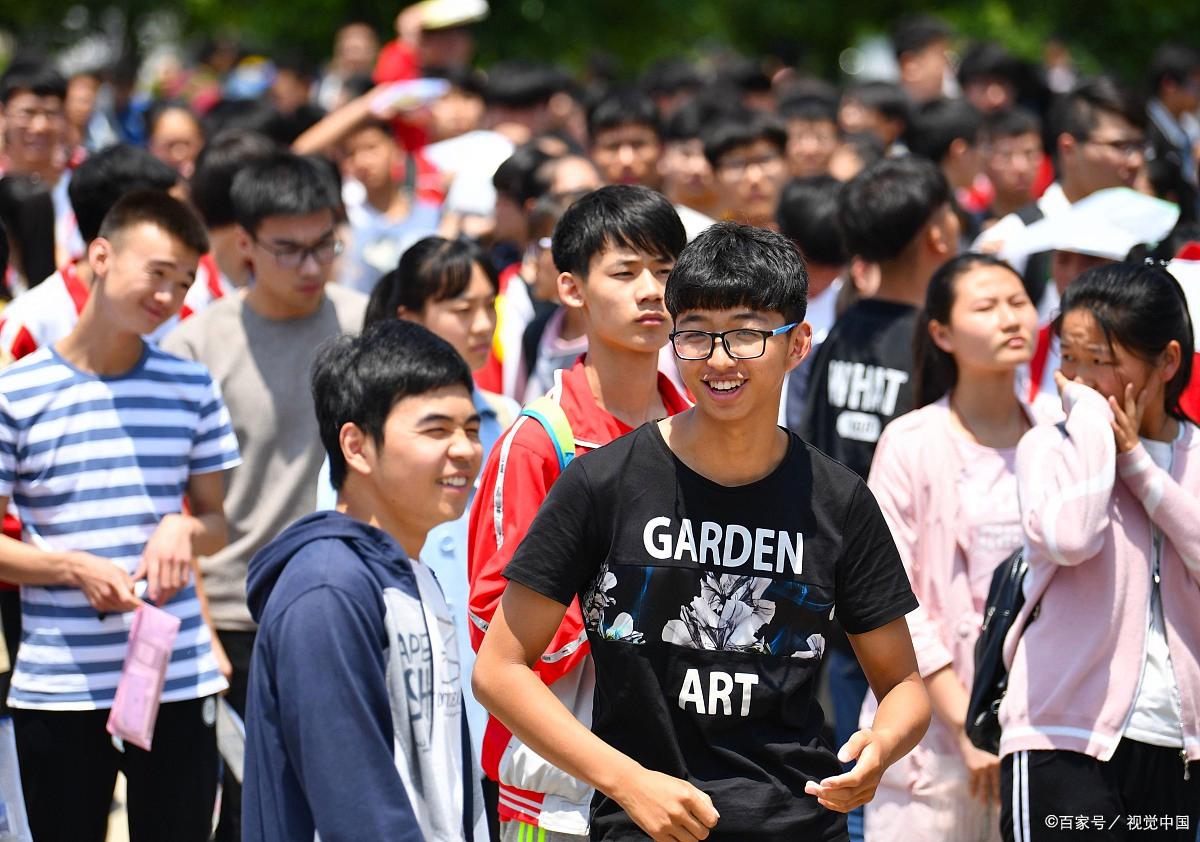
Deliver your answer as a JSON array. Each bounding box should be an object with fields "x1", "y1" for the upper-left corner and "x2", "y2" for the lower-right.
[
  {"x1": 504, "y1": 423, "x2": 917, "y2": 841},
  {"x1": 800, "y1": 298, "x2": 919, "y2": 480}
]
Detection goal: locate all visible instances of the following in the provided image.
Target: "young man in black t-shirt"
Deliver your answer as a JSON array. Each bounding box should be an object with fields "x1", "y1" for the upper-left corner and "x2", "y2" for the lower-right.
[
  {"x1": 799, "y1": 155, "x2": 959, "y2": 478},
  {"x1": 474, "y1": 221, "x2": 930, "y2": 842}
]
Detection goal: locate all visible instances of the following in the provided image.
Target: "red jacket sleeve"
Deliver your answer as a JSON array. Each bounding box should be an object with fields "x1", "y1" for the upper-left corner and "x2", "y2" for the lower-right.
[{"x1": 467, "y1": 418, "x2": 591, "y2": 686}]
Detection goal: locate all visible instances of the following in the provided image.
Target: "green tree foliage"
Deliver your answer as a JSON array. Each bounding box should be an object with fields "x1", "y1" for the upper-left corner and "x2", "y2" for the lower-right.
[{"x1": 3, "y1": 0, "x2": 1198, "y2": 86}]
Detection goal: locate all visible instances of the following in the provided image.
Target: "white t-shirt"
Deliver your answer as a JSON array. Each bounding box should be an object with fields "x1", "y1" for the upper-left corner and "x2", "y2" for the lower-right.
[{"x1": 1124, "y1": 435, "x2": 1185, "y2": 748}]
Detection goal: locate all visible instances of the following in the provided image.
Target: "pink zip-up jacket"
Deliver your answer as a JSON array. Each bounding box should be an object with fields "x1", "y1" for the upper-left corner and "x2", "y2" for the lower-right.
[
  {"x1": 862, "y1": 398, "x2": 1037, "y2": 780},
  {"x1": 1000, "y1": 381, "x2": 1200, "y2": 763}
]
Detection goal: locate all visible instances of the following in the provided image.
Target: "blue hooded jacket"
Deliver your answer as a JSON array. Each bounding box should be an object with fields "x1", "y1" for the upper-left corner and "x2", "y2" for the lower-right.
[{"x1": 242, "y1": 510, "x2": 476, "y2": 842}]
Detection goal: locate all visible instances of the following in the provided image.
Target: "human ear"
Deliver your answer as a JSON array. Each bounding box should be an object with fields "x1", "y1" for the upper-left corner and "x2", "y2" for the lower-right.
[
  {"x1": 87, "y1": 237, "x2": 113, "y2": 280},
  {"x1": 929, "y1": 319, "x2": 954, "y2": 354},
  {"x1": 235, "y1": 225, "x2": 254, "y2": 259},
  {"x1": 339, "y1": 423, "x2": 374, "y2": 479},
  {"x1": 926, "y1": 212, "x2": 954, "y2": 257},
  {"x1": 395, "y1": 305, "x2": 421, "y2": 324},
  {"x1": 786, "y1": 322, "x2": 813, "y2": 372},
  {"x1": 558, "y1": 271, "x2": 585, "y2": 310},
  {"x1": 1159, "y1": 339, "x2": 1183, "y2": 383}
]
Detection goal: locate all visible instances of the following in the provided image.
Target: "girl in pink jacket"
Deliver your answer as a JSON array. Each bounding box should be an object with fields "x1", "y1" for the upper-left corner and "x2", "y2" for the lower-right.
[
  {"x1": 1002, "y1": 261, "x2": 1200, "y2": 841},
  {"x1": 864, "y1": 254, "x2": 1039, "y2": 842}
]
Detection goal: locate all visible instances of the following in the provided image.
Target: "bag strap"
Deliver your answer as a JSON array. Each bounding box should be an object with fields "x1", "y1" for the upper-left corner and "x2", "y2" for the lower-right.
[{"x1": 521, "y1": 396, "x2": 576, "y2": 471}]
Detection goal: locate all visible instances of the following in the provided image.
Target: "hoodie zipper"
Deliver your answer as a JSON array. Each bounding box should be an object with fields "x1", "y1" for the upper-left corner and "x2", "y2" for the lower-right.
[{"x1": 1152, "y1": 527, "x2": 1190, "y2": 786}]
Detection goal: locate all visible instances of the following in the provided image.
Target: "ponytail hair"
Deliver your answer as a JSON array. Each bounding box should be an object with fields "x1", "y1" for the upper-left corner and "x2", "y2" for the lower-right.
[
  {"x1": 1054, "y1": 260, "x2": 1196, "y2": 423},
  {"x1": 913, "y1": 252, "x2": 1022, "y2": 407}
]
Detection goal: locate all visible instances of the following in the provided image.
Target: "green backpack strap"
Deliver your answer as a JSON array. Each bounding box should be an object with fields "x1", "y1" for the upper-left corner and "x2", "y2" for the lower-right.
[{"x1": 520, "y1": 396, "x2": 576, "y2": 471}]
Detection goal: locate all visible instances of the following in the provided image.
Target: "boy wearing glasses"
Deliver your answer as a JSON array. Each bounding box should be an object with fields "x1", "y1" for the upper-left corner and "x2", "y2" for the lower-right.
[
  {"x1": 162, "y1": 151, "x2": 365, "y2": 842},
  {"x1": 702, "y1": 109, "x2": 789, "y2": 231},
  {"x1": 474, "y1": 221, "x2": 930, "y2": 841},
  {"x1": 468, "y1": 184, "x2": 690, "y2": 841}
]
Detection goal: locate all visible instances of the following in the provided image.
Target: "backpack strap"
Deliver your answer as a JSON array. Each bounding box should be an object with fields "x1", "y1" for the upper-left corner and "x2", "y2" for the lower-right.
[{"x1": 520, "y1": 396, "x2": 576, "y2": 471}]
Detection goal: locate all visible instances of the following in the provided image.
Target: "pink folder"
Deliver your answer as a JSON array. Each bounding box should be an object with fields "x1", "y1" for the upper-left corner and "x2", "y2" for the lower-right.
[{"x1": 106, "y1": 602, "x2": 181, "y2": 751}]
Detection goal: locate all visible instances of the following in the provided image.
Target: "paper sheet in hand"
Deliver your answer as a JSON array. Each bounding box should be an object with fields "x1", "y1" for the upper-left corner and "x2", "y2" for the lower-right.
[{"x1": 106, "y1": 602, "x2": 180, "y2": 751}]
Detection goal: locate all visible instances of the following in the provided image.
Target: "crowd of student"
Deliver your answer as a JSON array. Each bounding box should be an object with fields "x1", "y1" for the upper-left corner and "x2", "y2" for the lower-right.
[{"x1": 0, "y1": 4, "x2": 1198, "y2": 841}]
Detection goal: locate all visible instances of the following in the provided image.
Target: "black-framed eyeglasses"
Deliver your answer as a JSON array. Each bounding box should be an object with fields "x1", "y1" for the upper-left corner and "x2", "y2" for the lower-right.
[
  {"x1": 670, "y1": 322, "x2": 798, "y2": 361},
  {"x1": 1079, "y1": 135, "x2": 1147, "y2": 159},
  {"x1": 252, "y1": 236, "x2": 344, "y2": 269}
]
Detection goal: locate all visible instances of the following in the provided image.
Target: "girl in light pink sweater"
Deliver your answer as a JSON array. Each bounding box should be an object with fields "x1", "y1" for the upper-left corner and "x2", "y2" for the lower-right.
[
  {"x1": 1002, "y1": 261, "x2": 1200, "y2": 841},
  {"x1": 864, "y1": 254, "x2": 1039, "y2": 842}
]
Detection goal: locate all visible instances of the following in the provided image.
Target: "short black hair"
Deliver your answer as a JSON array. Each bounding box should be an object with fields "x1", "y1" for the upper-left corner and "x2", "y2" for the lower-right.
[
  {"x1": 980, "y1": 107, "x2": 1041, "y2": 143},
  {"x1": 430, "y1": 65, "x2": 487, "y2": 98},
  {"x1": 230, "y1": 152, "x2": 343, "y2": 234},
  {"x1": 837, "y1": 131, "x2": 887, "y2": 171},
  {"x1": 641, "y1": 59, "x2": 702, "y2": 98},
  {"x1": 492, "y1": 142, "x2": 557, "y2": 205},
  {"x1": 778, "y1": 92, "x2": 838, "y2": 125},
  {"x1": 702, "y1": 109, "x2": 787, "y2": 167},
  {"x1": 837, "y1": 156, "x2": 950, "y2": 262},
  {"x1": 69, "y1": 144, "x2": 181, "y2": 243},
  {"x1": 190, "y1": 130, "x2": 278, "y2": 229},
  {"x1": 907, "y1": 98, "x2": 982, "y2": 163},
  {"x1": 666, "y1": 221, "x2": 808, "y2": 324},
  {"x1": 587, "y1": 89, "x2": 660, "y2": 141},
  {"x1": 98, "y1": 189, "x2": 210, "y2": 256},
  {"x1": 312, "y1": 320, "x2": 473, "y2": 490},
  {"x1": 0, "y1": 61, "x2": 67, "y2": 105},
  {"x1": 715, "y1": 56, "x2": 773, "y2": 95},
  {"x1": 957, "y1": 41, "x2": 1021, "y2": 88},
  {"x1": 1148, "y1": 43, "x2": 1200, "y2": 93},
  {"x1": 842, "y1": 81, "x2": 912, "y2": 127},
  {"x1": 777, "y1": 176, "x2": 848, "y2": 268},
  {"x1": 483, "y1": 61, "x2": 564, "y2": 109},
  {"x1": 364, "y1": 237, "x2": 499, "y2": 328},
  {"x1": 1052, "y1": 76, "x2": 1146, "y2": 140},
  {"x1": 551, "y1": 184, "x2": 685, "y2": 278},
  {"x1": 662, "y1": 100, "x2": 705, "y2": 143},
  {"x1": 891, "y1": 14, "x2": 952, "y2": 61}
]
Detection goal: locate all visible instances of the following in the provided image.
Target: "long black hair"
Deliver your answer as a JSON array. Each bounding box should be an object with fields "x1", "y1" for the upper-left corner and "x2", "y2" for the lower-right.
[
  {"x1": 913, "y1": 252, "x2": 1024, "y2": 407},
  {"x1": 1054, "y1": 261, "x2": 1196, "y2": 423}
]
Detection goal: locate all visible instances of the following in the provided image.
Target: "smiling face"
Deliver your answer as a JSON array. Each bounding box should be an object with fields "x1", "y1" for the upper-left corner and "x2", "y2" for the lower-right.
[
  {"x1": 559, "y1": 243, "x2": 675, "y2": 355},
  {"x1": 2, "y1": 90, "x2": 66, "y2": 171},
  {"x1": 89, "y1": 222, "x2": 199, "y2": 335},
  {"x1": 929, "y1": 264, "x2": 1036, "y2": 376},
  {"x1": 345, "y1": 385, "x2": 483, "y2": 548},
  {"x1": 672, "y1": 308, "x2": 809, "y2": 424},
  {"x1": 403, "y1": 263, "x2": 497, "y2": 372}
]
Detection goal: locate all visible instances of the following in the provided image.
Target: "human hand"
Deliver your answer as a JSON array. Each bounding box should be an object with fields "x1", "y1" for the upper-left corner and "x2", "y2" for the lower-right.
[
  {"x1": 611, "y1": 766, "x2": 719, "y2": 841},
  {"x1": 1108, "y1": 381, "x2": 1150, "y2": 453},
  {"x1": 69, "y1": 551, "x2": 140, "y2": 614},
  {"x1": 958, "y1": 732, "x2": 1001, "y2": 806},
  {"x1": 136, "y1": 514, "x2": 195, "y2": 606},
  {"x1": 804, "y1": 729, "x2": 893, "y2": 813}
]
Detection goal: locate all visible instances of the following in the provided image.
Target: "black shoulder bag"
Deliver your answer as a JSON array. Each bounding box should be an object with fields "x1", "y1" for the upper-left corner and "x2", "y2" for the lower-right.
[{"x1": 966, "y1": 547, "x2": 1039, "y2": 755}]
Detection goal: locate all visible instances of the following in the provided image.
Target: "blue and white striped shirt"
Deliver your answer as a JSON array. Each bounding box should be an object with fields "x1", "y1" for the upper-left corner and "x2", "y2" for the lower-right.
[{"x1": 0, "y1": 343, "x2": 241, "y2": 710}]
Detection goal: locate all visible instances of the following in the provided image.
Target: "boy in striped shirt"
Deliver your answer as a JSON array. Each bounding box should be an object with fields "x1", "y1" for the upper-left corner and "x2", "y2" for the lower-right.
[{"x1": 0, "y1": 190, "x2": 241, "y2": 842}]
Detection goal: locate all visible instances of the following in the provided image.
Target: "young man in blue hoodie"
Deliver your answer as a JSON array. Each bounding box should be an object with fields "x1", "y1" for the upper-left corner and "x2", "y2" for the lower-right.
[{"x1": 242, "y1": 319, "x2": 485, "y2": 841}]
